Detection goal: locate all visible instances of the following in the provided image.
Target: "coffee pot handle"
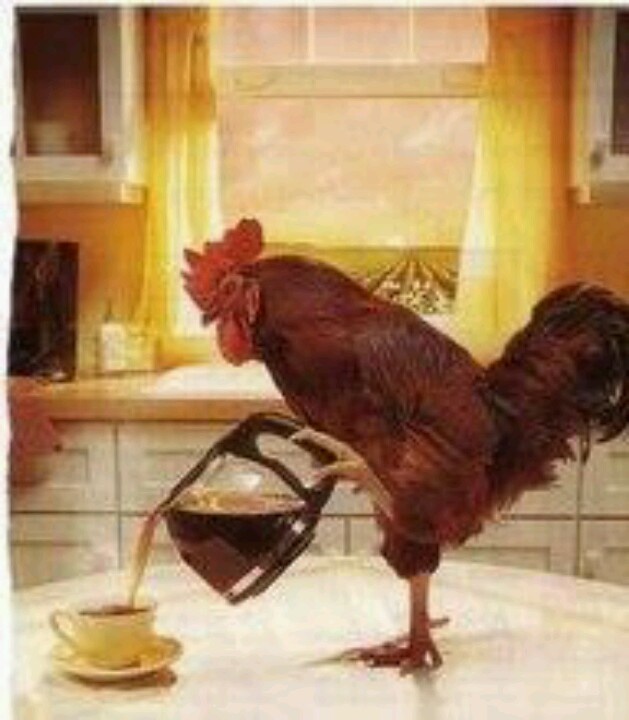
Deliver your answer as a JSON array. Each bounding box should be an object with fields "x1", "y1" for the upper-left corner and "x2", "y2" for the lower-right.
[
  {"x1": 215, "y1": 412, "x2": 337, "y2": 505},
  {"x1": 158, "y1": 412, "x2": 337, "y2": 512}
]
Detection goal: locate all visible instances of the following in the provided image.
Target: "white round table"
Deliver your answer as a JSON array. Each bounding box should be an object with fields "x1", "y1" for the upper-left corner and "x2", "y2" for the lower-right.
[{"x1": 12, "y1": 557, "x2": 629, "y2": 720}]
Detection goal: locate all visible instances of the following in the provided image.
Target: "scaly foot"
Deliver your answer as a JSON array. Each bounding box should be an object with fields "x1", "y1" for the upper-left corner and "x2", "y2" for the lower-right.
[
  {"x1": 341, "y1": 633, "x2": 443, "y2": 673},
  {"x1": 340, "y1": 617, "x2": 448, "y2": 674}
]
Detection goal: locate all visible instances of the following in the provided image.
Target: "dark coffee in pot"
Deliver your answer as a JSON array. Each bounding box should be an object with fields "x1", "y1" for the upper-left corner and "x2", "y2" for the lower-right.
[
  {"x1": 126, "y1": 412, "x2": 336, "y2": 607},
  {"x1": 165, "y1": 490, "x2": 308, "y2": 600},
  {"x1": 178, "y1": 490, "x2": 305, "y2": 516}
]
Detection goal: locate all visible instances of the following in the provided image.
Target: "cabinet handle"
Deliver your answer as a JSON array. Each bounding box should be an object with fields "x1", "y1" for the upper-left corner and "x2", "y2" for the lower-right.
[
  {"x1": 100, "y1": 139, "x2": 116, "y2": 166},
  {"x1": 582, "y1": 549, "x2": 603, "y2": 579},
  {"x1": 589, "y1": 140, "x2": 607, "y2": 171}
]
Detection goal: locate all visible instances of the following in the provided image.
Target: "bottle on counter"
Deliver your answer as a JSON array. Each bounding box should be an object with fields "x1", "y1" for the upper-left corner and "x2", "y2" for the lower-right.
[{"x1": 97, "y1": 301, "x2": 127, "y2": 375}]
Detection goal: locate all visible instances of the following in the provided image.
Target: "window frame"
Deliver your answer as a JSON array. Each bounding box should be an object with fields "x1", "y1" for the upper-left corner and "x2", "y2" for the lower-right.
[
  {"x1": 174, "y1": 16, "x2": 485, "y2": 342},
  {"x1": 216, "y1": 62, "x2": 482, "y2": 100}
]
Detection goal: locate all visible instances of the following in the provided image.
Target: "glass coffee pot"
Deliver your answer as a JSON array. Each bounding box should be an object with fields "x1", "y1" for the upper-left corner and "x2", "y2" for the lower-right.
[{"x1": 161, "y1": 413, "x2": 337, "y2": 603}]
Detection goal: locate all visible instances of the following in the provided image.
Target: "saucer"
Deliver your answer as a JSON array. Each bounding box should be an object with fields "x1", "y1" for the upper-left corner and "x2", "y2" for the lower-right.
[{"x1": 50, "y1": 636, "x2": 182, "y2": 682}]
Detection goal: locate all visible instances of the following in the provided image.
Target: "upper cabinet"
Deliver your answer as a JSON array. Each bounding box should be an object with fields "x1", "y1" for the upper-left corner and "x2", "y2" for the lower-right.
[
  {"x1": 572, "y1": 9, "x2": 629, "y2": 204},
  {"x1": 14, "y1": 8, "x2": 144, "y2": 204}
]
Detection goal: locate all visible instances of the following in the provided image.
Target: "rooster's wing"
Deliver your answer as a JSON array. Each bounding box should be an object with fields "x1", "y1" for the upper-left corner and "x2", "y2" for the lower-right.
[{"x1": 349, "y1": 306, "x2": 497, "y2": 547}]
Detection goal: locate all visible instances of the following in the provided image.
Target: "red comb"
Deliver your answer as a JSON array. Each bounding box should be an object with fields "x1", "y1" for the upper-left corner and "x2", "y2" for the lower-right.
[
  {"x1": 182, "y1": 218, "x2": 264, "y2": 311},
  {"x1": 222, "y1": 218, "x2": 263, "y2": 263}
]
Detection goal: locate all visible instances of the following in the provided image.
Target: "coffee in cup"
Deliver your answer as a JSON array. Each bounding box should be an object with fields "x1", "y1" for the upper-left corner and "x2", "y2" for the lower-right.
[{"x1": 49, "y1": 598, "x2": 156, "y2": 669}]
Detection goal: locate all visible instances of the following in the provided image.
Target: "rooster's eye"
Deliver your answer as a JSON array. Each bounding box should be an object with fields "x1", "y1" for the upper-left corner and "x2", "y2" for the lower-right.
[
  {"x1": 218, "y1": 274, "x2": 243, "y2": 305},
  {"x1": 221, "y1": 277, "x2": 239, "y2": 296}
]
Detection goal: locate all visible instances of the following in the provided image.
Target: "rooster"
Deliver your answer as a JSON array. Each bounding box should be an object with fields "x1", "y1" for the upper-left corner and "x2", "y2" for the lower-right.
[{"x1": 183, "y1": 218, "x2": 629, "y2": 673}]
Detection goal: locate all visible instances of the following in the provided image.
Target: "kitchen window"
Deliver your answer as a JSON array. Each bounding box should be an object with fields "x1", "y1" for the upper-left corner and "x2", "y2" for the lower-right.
[{"x1": 178, "y1": 7, "x2": 487, "y2": 331}]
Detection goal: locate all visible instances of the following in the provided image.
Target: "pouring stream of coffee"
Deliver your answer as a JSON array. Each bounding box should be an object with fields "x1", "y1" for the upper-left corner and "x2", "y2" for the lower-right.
[
  {"x1": 126, "y1": 509, "x2": 162, "y2": 608},
  {"x1": 126, "y1": 452, "x2": 227, "y2": 607}
]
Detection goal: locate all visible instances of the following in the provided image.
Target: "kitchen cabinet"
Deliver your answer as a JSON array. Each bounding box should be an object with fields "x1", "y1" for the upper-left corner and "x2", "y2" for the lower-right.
[
  {"x1": 347, "y1": 518, "x2": 576, "y2": 574},
  {"x1": 581, "y1": 520, "x2": 629, "y2": 583},
  {"x1": 307, "y1": 517, "x2": 347, "y2": 556},
  {"x1": 117, "y1": 422, "x2": 227, "y2": 513},
  {"x1": 572, "y1": 8, "x2": 629, "y2": 203},
  {"x1": 14, "y1": 7, "x2": 144, "y2": 204},
  {"x1": 8, "y1": 418, "x2": 629, "y2": 587},
  {"x1": 583, "y1": 437, "x2": 629, "y2": 515},
  {"x1": 447, "y1": 520, "x2": 576, "y2": 574},
  {"x1": 345, "y1": 460, "x2": 580, "y2": 573},
  {"x1": 9, "y1": 513, "x2": 118, "y2": 589},
  {"x1": 10, "y1": 422, "x2": 116, "y2": 513},
  {"x1": 505, "y1": 460, "x2": 577, "y2": 516},
  {"x1": 578, "y1": 438, "x2": 629, "y2": 583}
]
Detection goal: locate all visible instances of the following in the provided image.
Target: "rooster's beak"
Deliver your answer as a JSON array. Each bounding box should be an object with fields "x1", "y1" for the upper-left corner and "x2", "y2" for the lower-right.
[
  {"x1": 200, "y1": 296, "x2": 220, "y2": 325},
  {"x1": 202, "y1": 310, "x2": 217, "y2": 326},
  {"x1": 182, "y1": 266, "x2": 220, "y2": 325}
]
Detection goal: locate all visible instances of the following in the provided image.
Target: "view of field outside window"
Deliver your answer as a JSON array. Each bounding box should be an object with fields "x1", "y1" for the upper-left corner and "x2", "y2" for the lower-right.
[{"x1": 182, "y1": 8, "x2": 487, "y2": 329}]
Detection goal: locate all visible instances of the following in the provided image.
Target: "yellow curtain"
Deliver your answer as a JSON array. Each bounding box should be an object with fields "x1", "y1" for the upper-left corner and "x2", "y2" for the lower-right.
[
  {"x1": 134, "y1": 8, "x2": 216, "y2": 342},
  {"x1": 454, "y1": 9, "x2": 571, "y2": 361}
]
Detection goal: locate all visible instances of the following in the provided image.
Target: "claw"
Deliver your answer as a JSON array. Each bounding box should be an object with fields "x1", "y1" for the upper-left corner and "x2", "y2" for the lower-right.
[
  {"x1": 337, "y1": 635, "x2": 443, "y2": 674},
  {"x1": 333, "y1": 617, "x2": 448, "y2": 673},
  {"x1": 291, "y1": 427, "x2": 371, "y2": 483},
  {"x1": 290, "y1": 427, "x2": 393, "y2": 515}
]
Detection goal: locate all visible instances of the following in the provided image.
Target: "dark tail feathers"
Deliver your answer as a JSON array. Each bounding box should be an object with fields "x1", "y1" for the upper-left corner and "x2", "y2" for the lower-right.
[
  {"x1": 520, "y1": 283, "x2": 628, "y2": 441},
  {"x1": 486, "y1": 283, "x2": 629, "y2": 505}
]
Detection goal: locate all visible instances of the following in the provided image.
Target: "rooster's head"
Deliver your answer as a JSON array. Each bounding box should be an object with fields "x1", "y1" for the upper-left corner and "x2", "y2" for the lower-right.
[{"x1": 182, "y1": 218, "x2": 263, "y2": 325}]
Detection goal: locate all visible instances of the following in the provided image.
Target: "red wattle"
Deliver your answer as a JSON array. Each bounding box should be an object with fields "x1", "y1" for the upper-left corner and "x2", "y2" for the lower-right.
[{"x1": 217, "y1": 317, "x2": 254, "y2": 365}]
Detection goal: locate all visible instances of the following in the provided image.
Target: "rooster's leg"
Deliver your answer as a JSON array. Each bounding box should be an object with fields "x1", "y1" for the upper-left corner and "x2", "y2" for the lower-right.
[
  {"x1": 342, "y1": 574, "x2": 445, "y2": 673},
  {"x1": 291, "y1": 429, "x2": 445, "y2": 671}
]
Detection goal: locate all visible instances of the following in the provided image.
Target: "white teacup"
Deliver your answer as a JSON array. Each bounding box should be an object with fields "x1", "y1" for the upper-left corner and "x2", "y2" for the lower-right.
[{"x1": 49, "y1": 598, "x2": 157, "y2": 669}]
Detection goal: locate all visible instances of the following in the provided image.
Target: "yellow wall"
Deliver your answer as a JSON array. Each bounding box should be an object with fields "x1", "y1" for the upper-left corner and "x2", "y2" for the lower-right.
[
  {"x1": 18, "y1": 203, "x2": 147, "y2": 374},
  {"x1": 16, "y1": 198, "x2": 628, "y2": 375},
  {"x1": 567, "y1": 204, "x2": 629, "y2": 297}
]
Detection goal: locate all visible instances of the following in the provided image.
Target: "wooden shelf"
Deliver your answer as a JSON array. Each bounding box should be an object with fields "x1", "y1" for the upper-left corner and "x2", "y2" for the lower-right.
[{"x1": 17, "y1": 180, "x2": 145, "y2": 206}]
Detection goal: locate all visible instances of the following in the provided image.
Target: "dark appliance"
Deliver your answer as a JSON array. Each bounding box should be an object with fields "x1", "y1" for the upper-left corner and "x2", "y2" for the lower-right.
[{"x1": 8, "y1": 239, "x2": 78, "y2": 381}]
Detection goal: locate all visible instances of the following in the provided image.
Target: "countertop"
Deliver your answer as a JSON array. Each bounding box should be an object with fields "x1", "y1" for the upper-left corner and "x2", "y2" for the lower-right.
[
  {"x1": 12, "y1": 557, "x2": 629, "y2": 720},
  {"x1": 9, "y1": 365, "x2": 286, "y2": 421}
]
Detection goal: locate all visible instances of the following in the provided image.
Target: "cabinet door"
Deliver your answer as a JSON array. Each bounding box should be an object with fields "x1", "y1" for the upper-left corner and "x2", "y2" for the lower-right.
[
  {"x1": 583, "y1": 438, "x2": 629, "y2": 516},
  {"x1": 506, "y1": 459, "x2": 577, "y2": 516},
  {"x1": 324, "y1": 485, "x2": 373, "y2": 516},
  {"x1": 572, "y1": 9, "x2": 629, "y2": 202},
  {"x1": 581, "y1": 521, "x2": 629, "y2": 585},
  {"x1": 118, "y1": 422, "x2": 229, "y2": 512},
  {"x1": 10, "y1": 422, "x2": 116, "y2": 513},
  {"x1": 307, "y1": 517, "x2": 347, "y2": 557},
  {"x1": 15, "y1": 7, "x2": 143, "y2": 199},
  {"x1": 347, "y1": 518, "x2": 575, "y2": 575},
  {"x1": 446, "y1": 520, "x2": 576, "y2": 574},
  {"x1": 347, "y1": 517, "x2": 383, "y2": 557},
  {"x1": 10, "y1": 513, "x2": 117, "y2": 588}
]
